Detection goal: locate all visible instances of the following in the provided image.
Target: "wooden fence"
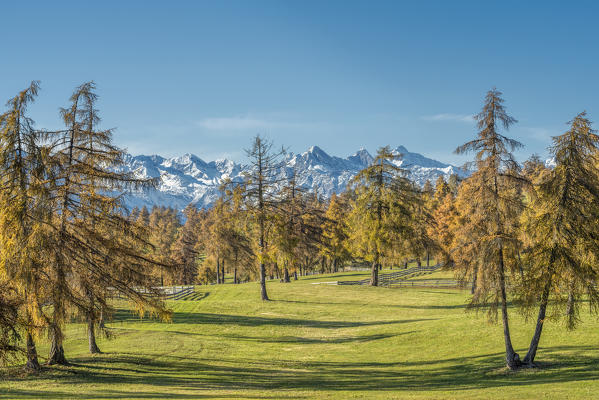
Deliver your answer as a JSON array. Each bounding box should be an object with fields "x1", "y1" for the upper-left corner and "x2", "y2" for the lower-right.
[
  {"x1": 109, "y1": 285, "x2": 195, "y2": 300},
  {"x1": 338, "y1": 264, "x2": 443, "y2": 287}
]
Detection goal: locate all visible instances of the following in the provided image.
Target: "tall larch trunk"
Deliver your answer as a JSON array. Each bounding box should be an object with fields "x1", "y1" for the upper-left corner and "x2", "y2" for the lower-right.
[
  {"x1": 523, "y1": 275, "x2": 552, "y2": 366},
  {"x1": 498, "y1": 245, "x2": 521, "y2": 369}
]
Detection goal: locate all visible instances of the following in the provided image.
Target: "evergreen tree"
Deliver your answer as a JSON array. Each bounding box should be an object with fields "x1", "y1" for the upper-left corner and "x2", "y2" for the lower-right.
[
  {"x1": 454, "y1": 88, "x2": 528, "y2": 369},
  {"x1": 172, "y1": 205, "x2": 202, "y2": 285},
  {"x1": 348, "y1": 146, "x2": 416, "y2": 286},
  {"x1": 240, "y1": 135, "x2": 286, "y2": 300},
  {"x1": 429, "y1": 193, "x2": 458, "y2": 267},
  {"x1": 0, "y1": 81, "x2": 47, "y2": 370},
  {"x1": 519, "y1": 112, "x2": 599, "y2": 366},
  {"x1": 45, "y1": 82, "x2": 171, "y2": 363},
  {"x1": 320, "y1": 193, "x2": 351, "y2": 273}
]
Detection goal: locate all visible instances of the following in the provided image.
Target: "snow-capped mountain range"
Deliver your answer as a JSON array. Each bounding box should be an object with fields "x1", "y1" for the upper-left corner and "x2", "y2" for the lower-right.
[{"x1": 119, "y1": 145, "x2": 469, "y2": 211}]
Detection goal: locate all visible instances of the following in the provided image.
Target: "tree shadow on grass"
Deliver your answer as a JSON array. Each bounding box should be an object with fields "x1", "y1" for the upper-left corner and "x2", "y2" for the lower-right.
[
  {"x1": 4, "y1": 345, "x2": 598, "y2": 398},
  {"x1": 213, "y1": 332, "x2": 410, "y2": 344},
  {"x1": 276, "y1": 298, "x2": 468, "y2": 310},
  {"x1": 112, "y1": 308, "x2": 436, "y2": 329}
]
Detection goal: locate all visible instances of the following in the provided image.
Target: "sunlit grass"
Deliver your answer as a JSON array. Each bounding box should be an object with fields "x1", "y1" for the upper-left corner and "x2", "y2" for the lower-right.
[{"x1": 1, "y1": 272, "x2": 598, "y2": 399}]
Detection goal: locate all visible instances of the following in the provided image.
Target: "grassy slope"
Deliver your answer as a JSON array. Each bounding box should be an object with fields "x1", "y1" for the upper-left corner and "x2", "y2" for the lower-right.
[{"x1": 1, "y1": 273, "x2": 598, "y2": 399}]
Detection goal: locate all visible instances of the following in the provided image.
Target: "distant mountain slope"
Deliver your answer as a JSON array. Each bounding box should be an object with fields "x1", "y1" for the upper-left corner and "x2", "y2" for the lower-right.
[{"x1": 119, "y1": 145, "x2": 469, "y2": 210}]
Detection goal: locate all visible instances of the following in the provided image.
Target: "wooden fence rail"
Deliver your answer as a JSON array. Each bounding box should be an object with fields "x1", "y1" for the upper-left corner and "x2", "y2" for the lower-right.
[
  {"x1": 109, "y1": 285, "x2": 195, "y2": 300},
  {"x1": 338, "y1": 264, "x2": 443, "y2": 287}
]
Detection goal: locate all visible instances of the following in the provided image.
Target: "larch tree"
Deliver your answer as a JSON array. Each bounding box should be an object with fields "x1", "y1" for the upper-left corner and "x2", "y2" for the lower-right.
[
  {"x1": 453, "y1": 88, "x2": 528, "y2": 369},
  {"x1": 347, "y1": 146, "x2": 416, "y2": 286},
  {"x1": 240, "y1": 135, "x2": 286, "y2": 300},
  {"x1": 0, "y1": 283, "x2": 21, "y2": 366},
  {"x1": 46, "y1": 82, "x2": 171, "y2": 364},
  {"x1": 428, "y1": 192, "x2": 458, "y2": 268},
  {"x1": 172, "y1": 204, "x2": 202, "y2": 285},
  {"x1": 273, "y1": 171, "x2": 304, "y2": 283},
  {"x1": 0, "y1": 81, "x2": 48, "y2": 370},
  {"x1": 320, "y1": 193, "x2": 351, "y2": 273},
  {"x1": 519, "y1": 112, "x2": 599, "y2": 366},
  {"x1": 148, "y1": 207, "x2": 180, "y2": 285}
]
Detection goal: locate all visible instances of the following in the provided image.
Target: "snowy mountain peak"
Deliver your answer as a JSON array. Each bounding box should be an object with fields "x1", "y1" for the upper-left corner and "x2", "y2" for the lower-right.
[
  {"x1": 347, "y1": 148, "x2": 373, "y2": 167},
  {"x1": 391, "y1": 146, "x2": 449, "y2": 169},
  {"x1": 121, "y1": 145, "x2": 468, "y2": 211}
]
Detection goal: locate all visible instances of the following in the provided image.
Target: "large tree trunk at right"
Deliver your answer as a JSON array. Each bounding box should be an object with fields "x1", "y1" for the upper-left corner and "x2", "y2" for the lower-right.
[
  {"x1": 523, "y1": 275, "x2": 552, "y2": 366},
  {"x1": 47, "y1": 324, "x2": 68, "y2": 365}
]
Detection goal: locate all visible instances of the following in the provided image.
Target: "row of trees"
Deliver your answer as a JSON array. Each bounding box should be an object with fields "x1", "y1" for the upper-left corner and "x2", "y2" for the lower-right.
[
  {"x1": 131, "y1": 140, "x2": 440, "y2": 301},
  {"x1": 434, "y1": 89, "x2": 599, "y2": 369},
  {"x1": 182, "y1": 89, "x2": 599, "y2": 370},
  {"x1": 0, "y1": 82, "x2": 171, "y2": 370},
  {"x1": 2, "y1": 82, "x2": 597, "y2": 372}
]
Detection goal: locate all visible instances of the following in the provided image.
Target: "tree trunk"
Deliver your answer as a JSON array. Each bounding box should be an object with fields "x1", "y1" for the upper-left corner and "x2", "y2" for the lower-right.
[
  {"x1": 370, "y1": 255, "x2": 379, "y2": 286},
  {"x1": 216, "y1": 258, "x2": 221, "y2": 284},
  {"x1": 260, "y1": 262, "x2": 269, "y2": 300},
  {"x1": 47, "y1": 325, "x2": 68, "y2": 365},
  {"x1": 426, "y1": 251, "x2": 430, "y2": 267},
  {"x1": 498, "y1": 246, "x2": 520, "y2": 369},
  {"x1": 293, "y1": 271, "x2": 298, "y2": 280},
  {"x1": 523, "y1": 275, "x2": 552, "y2": 366},
  {"x1": 221, "y1": 259, "x2": 225, "y2": 284},
  {"x1": 87, "y1": 315, "x2": 101, "y2": 354},
  {"x1": 283, "y1": 266, "x2": 290, "y2": 283},
  {"x1": 417, "y1": 258, "x2": 422, "y2": 267},
  {"x1": 234, "y1": 267, "x2": 238, "y2": 284},
  {"x1": 471, "y1": 264, "x2": 478, "y2": 295},
  {"x1": 99, "y1": 309, "x2": 105, "y2": 330},
  {"x1": 333, "y1": 258, "x2": 338, "y2": 273},
  {"x1": 566, "y1": 289, "x2": 576, "y2": 330},
  {"x1": 517, "y1": 250, "x2": 525, "y2": 280},
  {"x1": 25, "y1": 332, "x2": 41, "y2": 371}
]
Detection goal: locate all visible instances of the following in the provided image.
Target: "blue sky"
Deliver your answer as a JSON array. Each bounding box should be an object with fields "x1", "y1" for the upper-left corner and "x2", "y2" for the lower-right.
[{"x1": 1, "y1": 1, "x2": 598, "y2": 165}]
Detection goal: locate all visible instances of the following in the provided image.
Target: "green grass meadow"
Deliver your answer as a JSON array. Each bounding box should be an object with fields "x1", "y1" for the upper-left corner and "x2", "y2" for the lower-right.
[{"x1": 1, "y1": 270, "x2": 598, "y2": 399}]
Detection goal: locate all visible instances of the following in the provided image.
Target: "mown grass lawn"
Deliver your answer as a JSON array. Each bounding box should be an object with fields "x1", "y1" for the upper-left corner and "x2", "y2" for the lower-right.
[{"x1": 1, "y1": 271, "x2": 598, "y2": 399}]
